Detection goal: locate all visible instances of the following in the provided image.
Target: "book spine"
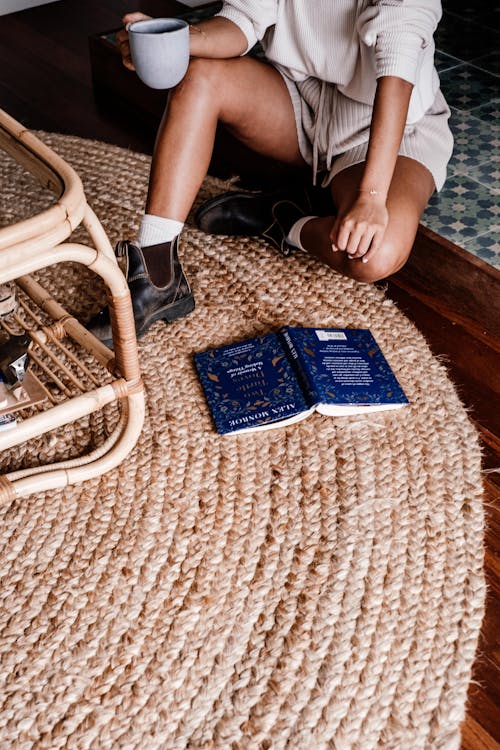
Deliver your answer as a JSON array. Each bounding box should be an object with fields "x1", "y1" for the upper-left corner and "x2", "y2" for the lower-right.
[{"x1": 279, "y1": 329, "x2": 318, "y2": 408}]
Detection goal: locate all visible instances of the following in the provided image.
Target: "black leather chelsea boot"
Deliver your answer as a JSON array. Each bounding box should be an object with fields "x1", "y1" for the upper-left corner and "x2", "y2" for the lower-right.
[{"x1": 86, "y1": 236, "x2": 194, "y2": 348}]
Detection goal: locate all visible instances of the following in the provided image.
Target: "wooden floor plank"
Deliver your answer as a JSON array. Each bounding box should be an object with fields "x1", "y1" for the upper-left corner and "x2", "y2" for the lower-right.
[
  {"x1": 461, "y1": 714, "x2": 500, "y2": 750},
  {"x1": 384, "y1": 282, "x2": 500, "y2": 438}
]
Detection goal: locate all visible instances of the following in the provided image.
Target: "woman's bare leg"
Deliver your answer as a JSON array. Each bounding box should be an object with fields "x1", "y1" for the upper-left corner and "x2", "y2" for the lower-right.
[
  {"x1": 141, "y1": 53, "x2": 435, "y2": 285},
  {"x1": 299, "y1": 156, "x2": 435, "y2": 282},
  {"x1": 146, "y1": 56, "x2": 305, "y2": 220}
]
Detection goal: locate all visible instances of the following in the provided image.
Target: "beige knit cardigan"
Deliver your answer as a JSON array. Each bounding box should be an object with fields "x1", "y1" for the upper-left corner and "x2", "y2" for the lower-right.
[{"x1": 216, "y1": 0, "x2": 442, "y2": 123}]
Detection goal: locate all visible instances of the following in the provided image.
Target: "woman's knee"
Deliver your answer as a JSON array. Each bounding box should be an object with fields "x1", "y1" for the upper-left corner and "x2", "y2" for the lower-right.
[
  {"x1": 347, "y1": 236, "x2": 413, "y2": 282},
  {"x1": 171, "y1": 57, "x2": 228, "y2": 103}
]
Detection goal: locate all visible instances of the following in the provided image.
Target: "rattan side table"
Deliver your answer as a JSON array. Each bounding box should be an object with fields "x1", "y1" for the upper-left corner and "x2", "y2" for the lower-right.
[{"x1": 0, "y1": 109, "x2": 145, "y2": 502}]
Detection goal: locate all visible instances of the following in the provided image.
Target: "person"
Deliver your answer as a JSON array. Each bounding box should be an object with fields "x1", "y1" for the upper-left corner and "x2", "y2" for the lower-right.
[{"x1": 88, "y1": 0, "x2": 453, "y2": 345}]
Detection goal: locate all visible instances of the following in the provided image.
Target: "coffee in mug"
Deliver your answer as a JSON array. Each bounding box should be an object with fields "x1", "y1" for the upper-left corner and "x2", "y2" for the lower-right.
[{"x1": 127, "y1": 18, "x2": 190, "y2": 90}]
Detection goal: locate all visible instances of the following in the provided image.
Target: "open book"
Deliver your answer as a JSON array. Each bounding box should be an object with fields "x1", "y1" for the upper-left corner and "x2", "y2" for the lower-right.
[{"x1": 194, "y1": 327, "x2": 409, "y2": 435}]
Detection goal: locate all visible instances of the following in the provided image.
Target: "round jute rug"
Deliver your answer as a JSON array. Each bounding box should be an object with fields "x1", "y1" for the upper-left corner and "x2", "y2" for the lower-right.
[{"x1": 0, "y1": 134, "x2": 485, "y2": 750}]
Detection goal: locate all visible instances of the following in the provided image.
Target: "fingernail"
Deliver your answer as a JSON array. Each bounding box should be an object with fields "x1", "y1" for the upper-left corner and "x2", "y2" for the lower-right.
[
  {"x1": 362, "y1": 257, "x2": 369, "y2": 263},
  {"x1": 331, "y1": 244, "x2": 337, "y2": 252}
]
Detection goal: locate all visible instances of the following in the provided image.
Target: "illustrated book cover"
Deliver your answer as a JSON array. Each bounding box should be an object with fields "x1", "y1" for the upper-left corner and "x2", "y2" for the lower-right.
[{"x1": 194, "y1": 327, "x2": 409, "y2": 435}]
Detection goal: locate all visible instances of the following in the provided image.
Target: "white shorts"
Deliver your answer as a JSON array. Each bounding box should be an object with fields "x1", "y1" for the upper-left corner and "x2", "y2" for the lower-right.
[{"x1": 279, "y1": 72, "x2": 454, "y2": 191}]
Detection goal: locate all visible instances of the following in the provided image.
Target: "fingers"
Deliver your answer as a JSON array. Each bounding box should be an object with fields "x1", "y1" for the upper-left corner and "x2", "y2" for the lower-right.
[
  {"x1": 346, "y1": 223, "x2": 376, "y2": 260},
  {"x1": 345, "y1": 224, "x2": 369, "y2": 257},
  {"x1": 116, "y1": 33, "x2": 134, "y2": 70},
  {"x1": 335, "y1": 219, "x2": 376, "y2": 260},
  {"x1": 333, "y1": 212, "x2": 387, "y2": 262},
  {"x1": 118, "y1": 13, "x2": 152, "y2": 70},
  {"x1": 122, "y1": 12, "x2": 151, "y2": 25},
  {"x1": 360, "y1": 227, "x2": 385, "y2": 263}
]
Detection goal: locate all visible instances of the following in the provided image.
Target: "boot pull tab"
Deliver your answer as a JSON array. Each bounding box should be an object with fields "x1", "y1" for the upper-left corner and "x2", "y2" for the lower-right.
[{"x1": 115, "y1": 241, "x2": 129, "y2": 259}]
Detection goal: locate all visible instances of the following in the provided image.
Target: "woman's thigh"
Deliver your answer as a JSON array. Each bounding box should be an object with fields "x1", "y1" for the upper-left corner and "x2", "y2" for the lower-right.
[{"x1": 188, "y1": 56, "x2": 306, "y2": 167}]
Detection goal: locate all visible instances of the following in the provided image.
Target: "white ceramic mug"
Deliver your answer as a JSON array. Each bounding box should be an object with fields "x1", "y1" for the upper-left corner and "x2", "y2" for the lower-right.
[{"x1": 127, "y1": 18, "x2": 190, "y2": 90}]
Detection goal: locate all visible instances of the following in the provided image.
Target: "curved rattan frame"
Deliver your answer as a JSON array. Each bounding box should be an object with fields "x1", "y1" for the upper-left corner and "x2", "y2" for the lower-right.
[{"x1": 0, "y1": 109, "x2": 145, "y2": 502}]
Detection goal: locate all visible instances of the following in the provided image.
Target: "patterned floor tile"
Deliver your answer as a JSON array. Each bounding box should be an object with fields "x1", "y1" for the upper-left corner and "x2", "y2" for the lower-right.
[
  {"x1": 461, "y1": 230, "x2": 500, "y2": 268},
  {"x1": 439, "y1": 64, "x2": 499, "y2": 111},
  {"x1": 447, "y1": 109, "x2": 499, "y2": 173},
  {"x1": 435, "y1": 50, "x2": 462, "y2": 74},
  {"x1": 467, "y1": 99, "x2": 500, "y2": 127},
  {"x1": 456, "y1": 159, "x2": 500, "y2": 194},
  {"x1": 435, "y1": 12, "x2": 500, "y2": 61},
  {"x1": 441, "y1": 3, "x2": 500, "y2": 30},
  {"x1": 427, "y1": 5, "x2": 500, "y2": 268},
  {"x1": 469, "y1": 50, "x2": 500, "y2": 77},
  {"x1": 421, "y1": 174, "x2": 498, "y2": 246}
]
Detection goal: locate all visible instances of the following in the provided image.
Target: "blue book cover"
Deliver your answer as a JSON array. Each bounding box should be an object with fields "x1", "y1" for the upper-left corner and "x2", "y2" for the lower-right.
[
  {"x1": 194, "y1": 333, "x2": 313, "y2": 434},
  {"x1": 281, "y1": 327, "x2": 408, "y2": 415},
  {"x1": 195, "y1": 327, "x2": 408, "y2": 435}
]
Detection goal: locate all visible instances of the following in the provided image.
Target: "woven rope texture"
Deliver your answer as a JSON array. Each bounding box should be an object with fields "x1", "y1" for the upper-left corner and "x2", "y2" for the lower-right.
[{"x1": 0, "y1": 133, "x2": 485, "y2": 750}]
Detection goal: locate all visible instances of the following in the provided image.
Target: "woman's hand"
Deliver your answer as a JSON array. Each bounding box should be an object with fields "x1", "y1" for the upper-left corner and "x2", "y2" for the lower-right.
[
  {"x1": 330, "y1": 76, "x2": 413, "y2": 264},
  {"x1": 115, "y1": 14, "x2": 248, "y2": 69},
  {"x1": 330, "y1": 192, "x2": 389, "y2": 263},
  {"x1": 116, "y1": 12, "x2": 151, "y2": 70}
]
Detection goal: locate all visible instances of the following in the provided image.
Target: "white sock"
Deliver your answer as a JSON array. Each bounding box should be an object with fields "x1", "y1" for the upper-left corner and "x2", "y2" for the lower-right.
[
  {"x1": 136, "y1": 214, "x2": 184, "y2": 248},
  {"x1": 285, "y1": 216, "x2": 316, "y2": 252}
]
